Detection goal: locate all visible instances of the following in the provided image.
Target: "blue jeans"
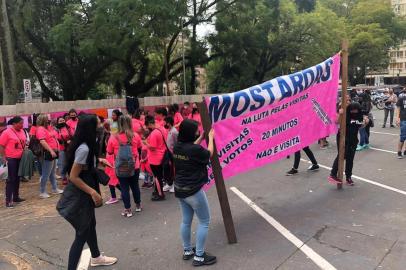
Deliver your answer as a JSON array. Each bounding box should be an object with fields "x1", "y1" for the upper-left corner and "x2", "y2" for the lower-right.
[
  {"x1": 359, "y1": 127, "x2": 369, "y2": 146},
  {"x1": 117, "y1": 169, "x2": 141, "y2": 209},
  {"x1": 179, "y1": 189, "x2": 210, "y2": 256},
  {"x1": 57, "y1": 150, "x2": 66, "y2": 178},
  {"x1": 34, "y1": 156, "x2": 42, "y2": 176},
  {"x1": 40, "y1": 159, "x2": 57, "y2": 193}
]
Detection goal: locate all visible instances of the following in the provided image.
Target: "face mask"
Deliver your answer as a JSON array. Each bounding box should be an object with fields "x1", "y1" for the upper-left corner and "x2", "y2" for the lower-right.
[
  {"x1": 56, "y1": 123, "x2": 66, "y2": 129},
  {"x1": 357, "y1": 91, "x2": 362, "y2": 95}
]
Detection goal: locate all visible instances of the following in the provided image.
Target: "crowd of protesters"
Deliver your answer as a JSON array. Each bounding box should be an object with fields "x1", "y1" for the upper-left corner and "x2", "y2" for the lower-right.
[
  {"x1": 0, "y1": 101, "x2": 219, "y2": 268},
  {"x1": 2, "y1": 87, "x2": 406, "y2": 268}
]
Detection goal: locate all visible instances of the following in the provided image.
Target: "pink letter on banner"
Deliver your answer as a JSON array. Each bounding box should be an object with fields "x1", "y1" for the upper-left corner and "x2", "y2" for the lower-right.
[{"x1": 203, "y1": 54, "x2": 340, "y2": 188}]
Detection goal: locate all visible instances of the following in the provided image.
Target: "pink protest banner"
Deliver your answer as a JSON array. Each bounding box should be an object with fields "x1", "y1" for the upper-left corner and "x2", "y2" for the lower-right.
[{"x1": 204, "y1": 54, "x2": 340, "y2": 185}]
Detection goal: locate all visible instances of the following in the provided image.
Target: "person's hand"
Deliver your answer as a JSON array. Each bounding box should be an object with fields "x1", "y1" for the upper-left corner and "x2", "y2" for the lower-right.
[
  {"x1": 396, "y1": 118, "x2": 401, "y2": 127},
  {"x1": 339, "y1": 108, "x2": 344, "y2": 115},
  {"x1": 100, "y1": 158, "x2": 113, "y2": 168},
  {"x1": 208, "y1": 129, "x2": 215, "y2": 140},
  {"x1": 1, "y1": 156, "x2": 6, "y2": 165},
  {"x1": 51, "y1": 150, "x2": 57, "y2": 158},
  {"x1": 91, "y1": 191, "x2": 103, "y2": 207}
]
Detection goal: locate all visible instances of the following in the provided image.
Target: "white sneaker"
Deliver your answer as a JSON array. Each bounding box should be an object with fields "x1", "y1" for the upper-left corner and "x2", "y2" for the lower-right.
[
  {"x1": 56, "y1": 174, "x2": 62, "y2": 179},
  {"x1": 52, "y1": 188, "x2": 64, "y2": 194},
  {"x1": 90, "y1": 255, "x2": 118, "y2": 267},
  {"x1": 163, "y1": 184, "x2": 173, "y2": 192},
  {"x1": 169, "y1": 185, "x2": 175, "y2": 193},
  {"x1": 39, "y1": 193, "x2": 50, "y2": 199}
]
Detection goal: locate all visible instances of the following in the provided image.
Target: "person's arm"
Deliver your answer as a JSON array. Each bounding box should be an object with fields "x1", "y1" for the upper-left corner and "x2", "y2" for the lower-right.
[
  {"x1": 207, "y1": 129, "x2": 215, "y2": 157},
  {"x1": 396, "y1": 106, "x2": 401, "y2": 126},
  {"x1": 40, "y1": 140, "x2": 57, "y2": 157},
  {"x1": 194, "y1": 132, "x2": 204, "y2": 145},
  {"x1": 69, "y1": 163, "x2": 102, "y2": 206}
]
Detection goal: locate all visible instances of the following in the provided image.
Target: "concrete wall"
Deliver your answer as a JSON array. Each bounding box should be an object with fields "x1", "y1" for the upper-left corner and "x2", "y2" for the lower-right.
[{"x1": 0, "y1": 95, "x2": 209, "y2": 117}]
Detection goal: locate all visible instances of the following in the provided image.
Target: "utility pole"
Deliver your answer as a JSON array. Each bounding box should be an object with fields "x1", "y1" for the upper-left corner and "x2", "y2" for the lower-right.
[{"x1": 0, "y1": 0, "x2": 18, "y2": 104}]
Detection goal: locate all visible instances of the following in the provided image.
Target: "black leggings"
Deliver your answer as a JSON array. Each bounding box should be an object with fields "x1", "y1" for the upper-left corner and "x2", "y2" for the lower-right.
[
  {"x1": 150, "y1": 164, "x2": 164, "y2": 197},
  {"x1": 293, "y1": 147, "x2": 318, "y2": 169},
  {"x1": 109, "y1": 184, "x2": 121, "y2": 198},
  {"x1": 330, "y1": 134, "x2": 357, "y2": 179},
  {"x1": 68, "y1": 217, "x2": 100, "y2": 270}
]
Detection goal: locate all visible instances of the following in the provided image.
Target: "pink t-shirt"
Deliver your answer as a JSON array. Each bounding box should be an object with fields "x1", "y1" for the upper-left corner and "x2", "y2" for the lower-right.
[
  {"x1": 147, "y1": 127, "x2": 167, "y2": 165},
  {"x1": 29, "y1": 126, "x2": 37, "y2": 136},
  {"x1": 0, "y1": 127, "x2": 26, "y2": 158},
  {"x1": 106, "y1": 132, "x2": 142, "y2": 169},
  {"x1": 174, "y1": 112, "x2": 183, "y2": 127},
  {"x1": 36, "y1": 126, "x2": 59, "y2": 150},
  {"x1": 189, "y1": 113, "x2": 203, "y2": 133},
  {"x1": 57, "y1": 127, "x2": 70, "y2": 151},
  {"x1": 132, "y1": 118, "x2": 143, "y2": 135},
  {"x1": 66, "y1": 119, "x2": 78, "y2": 134}
]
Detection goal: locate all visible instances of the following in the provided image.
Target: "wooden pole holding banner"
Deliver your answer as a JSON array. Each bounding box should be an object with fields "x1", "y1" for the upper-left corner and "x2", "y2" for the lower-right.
[
  {"x1": 197, "y1": 101, "x2": 238, "y2": 244},
  {"x1": 337, "y1": 40, "x2": 349, "y2": 190}
]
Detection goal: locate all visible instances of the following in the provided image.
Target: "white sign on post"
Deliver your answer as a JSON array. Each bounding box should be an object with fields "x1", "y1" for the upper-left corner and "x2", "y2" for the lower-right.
[{"x1": 23, "y1": 79, "x2": 32, "y2": 102}]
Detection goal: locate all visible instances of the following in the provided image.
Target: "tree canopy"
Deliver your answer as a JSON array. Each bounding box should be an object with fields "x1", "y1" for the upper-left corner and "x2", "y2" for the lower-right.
[{"x1": 1, "y1": 0, "x2": 405, "y2": 102}]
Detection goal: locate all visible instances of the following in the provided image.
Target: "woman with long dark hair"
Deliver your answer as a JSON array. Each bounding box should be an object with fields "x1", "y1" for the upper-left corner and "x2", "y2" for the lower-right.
[
  {"x1": 173, "y1": 120, "x2": 217, "y2": 266},
  {"x1": 57, "y1": 114, "x2": 117, "y2": 269}
]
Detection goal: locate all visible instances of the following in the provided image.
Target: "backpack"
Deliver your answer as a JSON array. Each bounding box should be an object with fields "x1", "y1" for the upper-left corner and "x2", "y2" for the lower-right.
[
  {"x1": 29, "y1": 135, "x2": 42, "y2": 157},
  {"x1": 114, "y1": 135, "x2": 135, "y2": 178}
]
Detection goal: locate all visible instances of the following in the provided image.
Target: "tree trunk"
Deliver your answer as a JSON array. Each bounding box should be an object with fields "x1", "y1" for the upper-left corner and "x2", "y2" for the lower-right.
[{"x1": 0, "y1": 0, "x2": 18, "y2": 105}]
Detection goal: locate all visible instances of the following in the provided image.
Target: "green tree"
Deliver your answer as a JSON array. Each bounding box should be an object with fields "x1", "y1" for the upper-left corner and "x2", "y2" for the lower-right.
[{"x1": 207, "y1": 0, "x2": 344, "y2": 93}]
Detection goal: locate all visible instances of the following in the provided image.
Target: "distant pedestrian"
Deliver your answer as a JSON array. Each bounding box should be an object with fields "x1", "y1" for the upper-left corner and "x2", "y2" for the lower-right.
[{"x1": 383, "y1": 88, "x2": 397, "y2": 128}]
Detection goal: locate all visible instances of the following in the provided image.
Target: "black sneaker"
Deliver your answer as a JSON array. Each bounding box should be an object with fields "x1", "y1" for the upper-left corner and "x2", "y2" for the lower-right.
[
  {"x1": 193, "y1": 252, "x2": 217, "y2": 267},
  {"x1": 183, "y1": 248, "x2": 196, "y2": 260},
  {"x1": 151, "y1": 195, "x2": 166, "y2": 201},
  {"x1": 346, "y1": 178, "x2": 354, "y2": 186},
  {"x1": 308, "y1": 164, "x2": 320, "y2": 171},
  {"x1": 398, "y1": 152, "x2": 403, "y2": 159},
  {"x1": 390, "y1": 125, "x2": 396, "y2": 128},
  {"x1": 13, "y1": 198, "x2": 26, "y2": 203},
  {"x1": 286, "y1": 168, "x2": 298, "y2": 176},
  {"x1": 382, "y1": 125, "x2": 386, "y2": 128}
]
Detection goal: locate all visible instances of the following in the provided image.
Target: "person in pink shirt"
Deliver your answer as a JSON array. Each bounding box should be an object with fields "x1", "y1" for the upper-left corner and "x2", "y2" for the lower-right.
[
  {"x1": 131, "y1": 109, "x2": 144, "y2": 136},
  {"x1": 107, "y1": 114, "x2": 142, "y2": 217},
  {"x1": 144, "y1": 115, "x2": 168, "y2": 201},
  {"x1": 154, "y1": 107, "x2": 168, "y2": 129},
  {"x1": 36, "y1": 114, "x2": 63, "y2": 198},
  {"x1": 66, "y1": 109, "x2": 79, "y2": 135},
  {"x1": 169, "y1": 104, "x2": 184, "y2": 130},
  {"x1": 0, "y1": 117, "x2": 27, "y2": 208},
  {"x1": 188, "y1": 103, "x2": 203, "y2": 134},
  {"x1": 181, "y1": 101, "x2": 192, "y2": 119},
  {"x1": 56, "y1": 117, "x2": 71, "y2": 185}
]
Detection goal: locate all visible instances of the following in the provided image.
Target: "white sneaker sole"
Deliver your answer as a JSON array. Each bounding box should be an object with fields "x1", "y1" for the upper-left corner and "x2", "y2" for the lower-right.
[{"x1": 90, "y1": 260, "x2": 117, "y2": 267}]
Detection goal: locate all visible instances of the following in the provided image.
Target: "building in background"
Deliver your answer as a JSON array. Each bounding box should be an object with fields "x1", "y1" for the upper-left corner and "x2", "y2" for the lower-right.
[{"x1": 367, "y1": 0, "x2": 406, "y2": 86}]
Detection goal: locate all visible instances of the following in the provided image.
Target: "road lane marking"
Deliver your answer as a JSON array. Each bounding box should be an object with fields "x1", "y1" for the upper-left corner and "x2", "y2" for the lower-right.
[
  {"x1": 369, "y1": 147, "x2": 397, "y2": 154},
  {"x1": 301, "y1": 159, "x2": 406, "y2": 196},
  {"x1": 77, "y1": 248, "x2": 91, "y2": 270},
  {"x1": 230, "y1": 187, "x2": 337, "y2": 270},
  {"x1": 371, "y1": 131, "x2": 398, "y2": 136}
]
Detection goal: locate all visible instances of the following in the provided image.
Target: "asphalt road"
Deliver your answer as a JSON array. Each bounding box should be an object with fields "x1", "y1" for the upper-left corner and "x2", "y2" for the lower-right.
[{"x1": 1, "y1": 108, "x2": 406, "y2": 270}]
